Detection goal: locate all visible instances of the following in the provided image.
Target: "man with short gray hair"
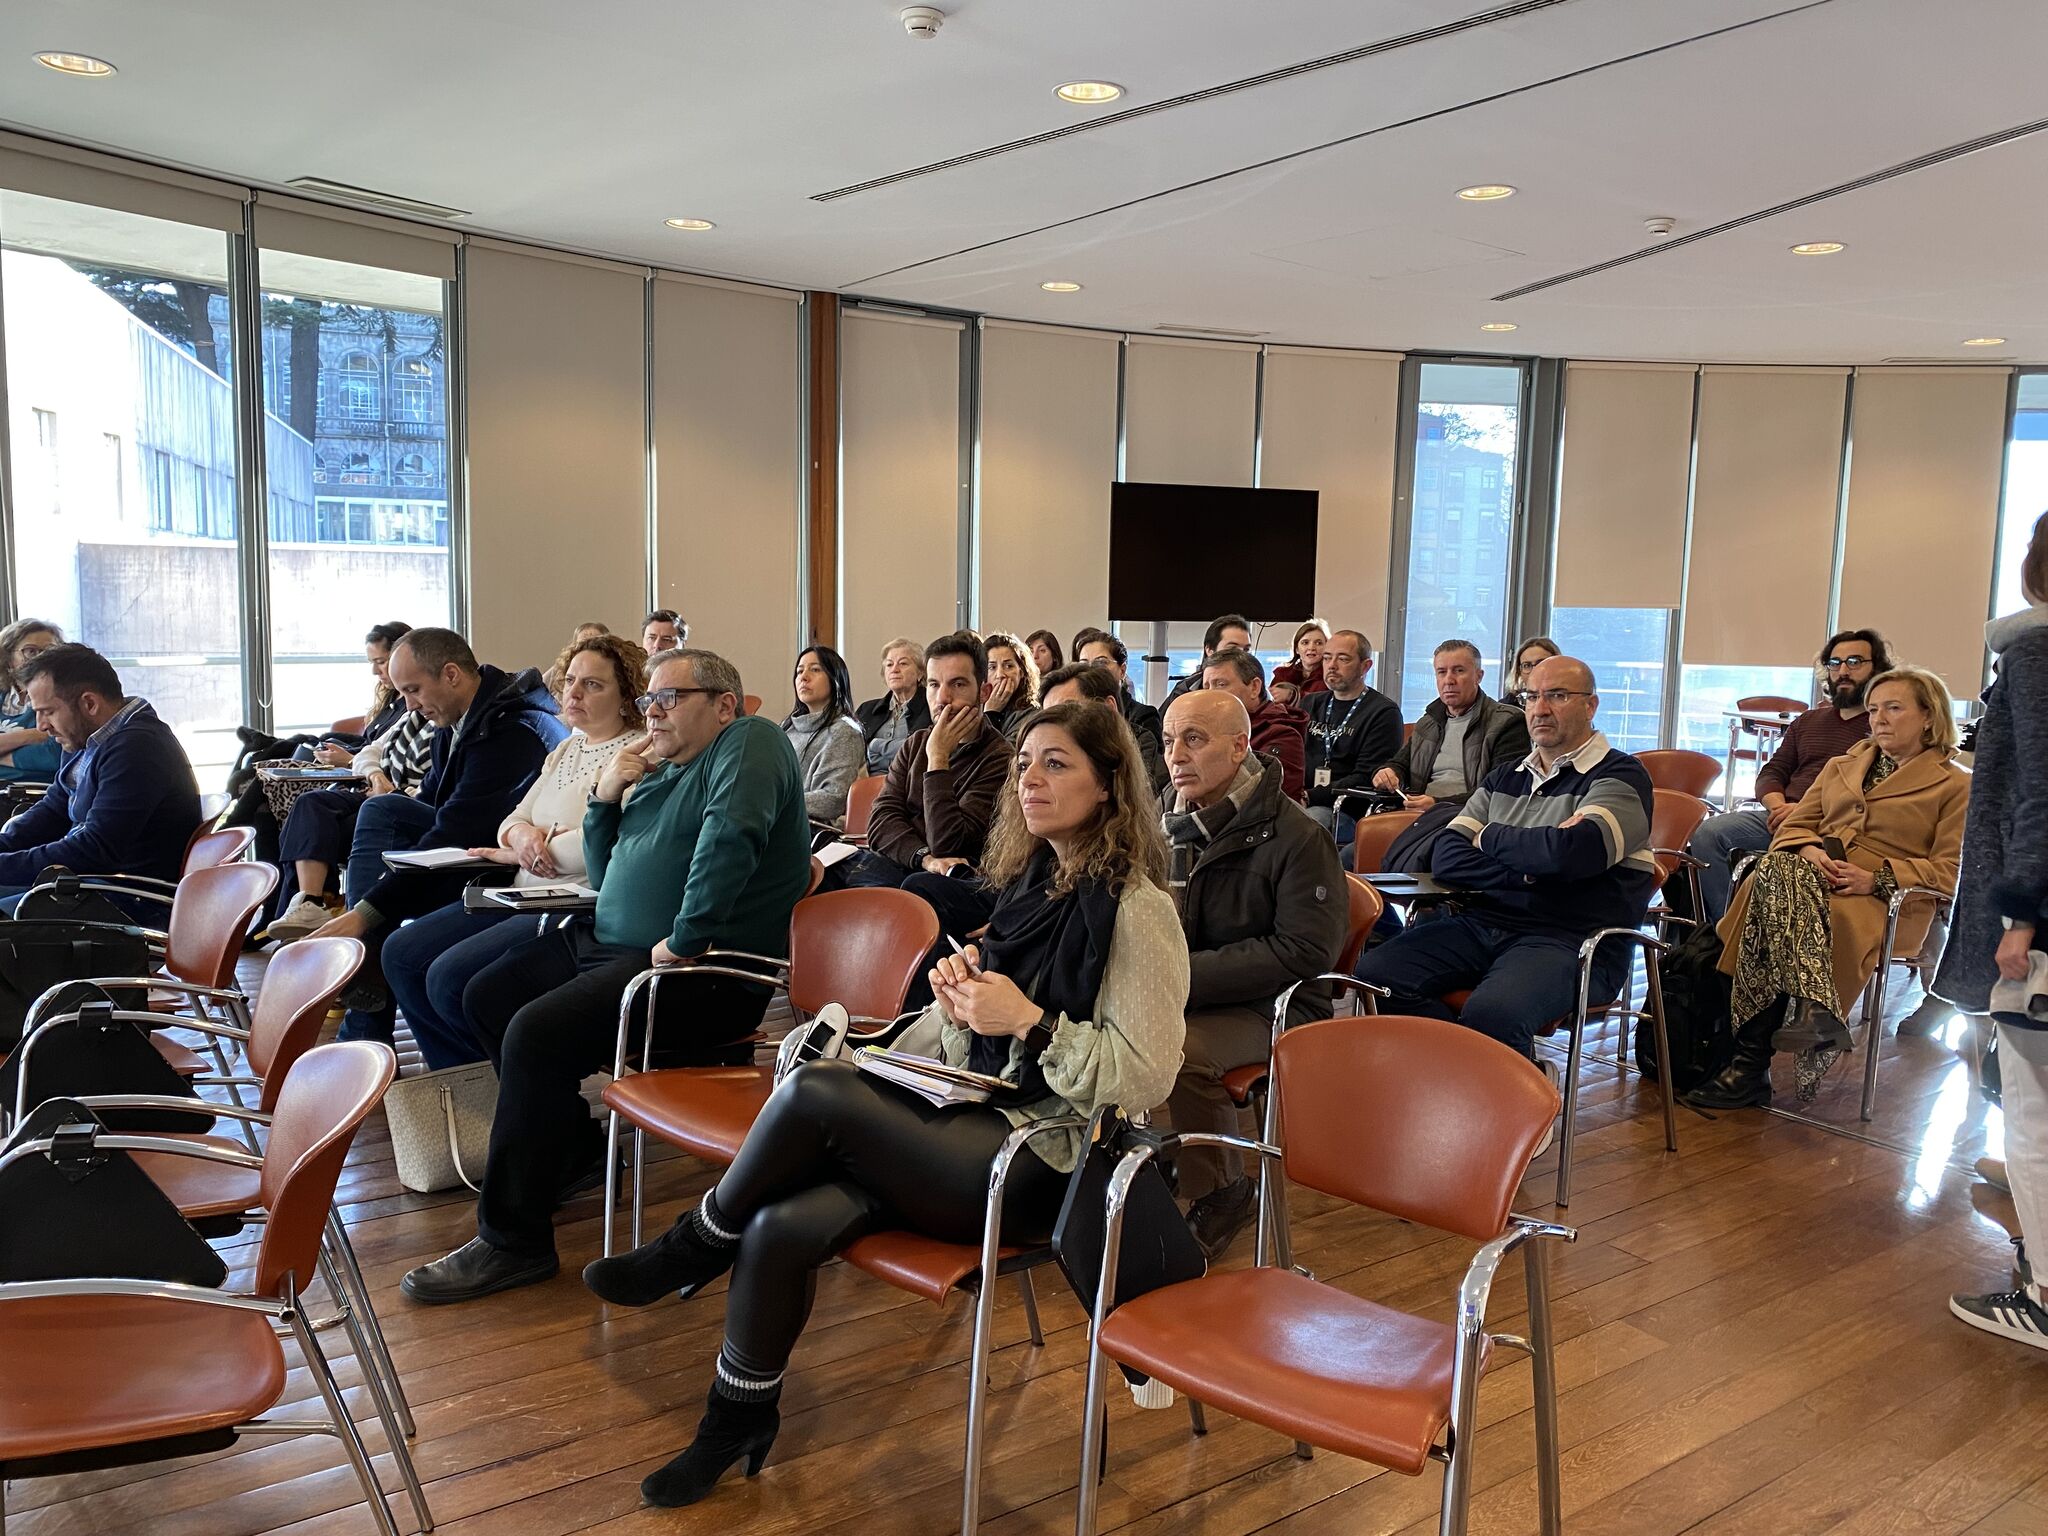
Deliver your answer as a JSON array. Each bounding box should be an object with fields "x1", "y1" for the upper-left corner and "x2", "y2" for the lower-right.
[{"x1": 1371, "y1": 638, "x2": 1529, "y2": 811}]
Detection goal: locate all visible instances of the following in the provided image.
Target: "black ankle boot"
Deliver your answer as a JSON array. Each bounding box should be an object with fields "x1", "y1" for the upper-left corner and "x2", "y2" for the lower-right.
[
  {"x1": 1685, "y1": 1008, "x2": 1776, "y2": 1110},
  {"x1": 641, "y1": 1385, "x2": 780, "y2": 1507},
  {"x1": 582, "y1": 1207, "x2": 737, "y2": 1306}
]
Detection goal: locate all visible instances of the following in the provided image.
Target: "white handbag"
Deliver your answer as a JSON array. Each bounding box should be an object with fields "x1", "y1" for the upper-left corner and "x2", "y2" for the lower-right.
[{"x1": 384, "y1": 1061, "x2": 498, "y2": 1194}]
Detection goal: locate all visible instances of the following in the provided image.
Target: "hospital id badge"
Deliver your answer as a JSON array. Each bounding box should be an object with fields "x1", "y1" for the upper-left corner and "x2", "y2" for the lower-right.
[{"x1": 1313, "y1": 768, "x2": 1332, "y2": 788}]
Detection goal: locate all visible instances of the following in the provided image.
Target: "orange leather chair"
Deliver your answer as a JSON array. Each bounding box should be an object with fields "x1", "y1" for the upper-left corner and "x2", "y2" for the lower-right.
[
  {"x1": 600, "y1": 887, "x2": 941, "y2": 1251},
  {"x1": 1635, "y1": 748, "x2": 1721, "y2": 799},
  {"x1": 0, "y1": 1041, "x2": 427, "y2": 1536},
  {"x1": 842, "y1": 773, "x2": 887, "y2": 844},
  {"x1": 1434, "y1": 787, "x2": 1710, "y2": 1207},
  {"x1": 1075, "y1": 1015, "x2": 1573, "y2": 1536},
  {"x1": 1350, "y1": 808, "x2": 1422, "y2": 875}
]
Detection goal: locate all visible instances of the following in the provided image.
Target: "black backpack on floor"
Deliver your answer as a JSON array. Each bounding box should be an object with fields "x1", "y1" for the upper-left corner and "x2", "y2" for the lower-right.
[{"x1": 1635, "y1": 918, "x2": 1735, "y2": 1093}]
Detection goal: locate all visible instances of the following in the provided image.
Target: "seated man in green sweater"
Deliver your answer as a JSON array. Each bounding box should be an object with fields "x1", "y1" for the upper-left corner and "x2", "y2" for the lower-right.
[{"x1": 402, "y1": 647, "x2": 813, "y2": 1304}]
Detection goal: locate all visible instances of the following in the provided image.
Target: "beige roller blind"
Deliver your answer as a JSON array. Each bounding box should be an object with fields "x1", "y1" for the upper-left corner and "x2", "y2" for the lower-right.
[
  {"x1": 839, "y1": 309, "x2": 963, "y2": 681},
  {"x1": 1683, "y1": 368, "x2": 1848, "y2": 665},
  {"x1": 1260, "y1": 347, "x2": 1402, "y2": 645},
  {"x1": 651, "y1": 274, "x2": 801, "y2": 706},
  {"x1": 1122, "y1": 337, "x2": 1257, "y2": 486},
  {"x1": 464, "y1": 244, "x2": 648, "y2": 668},
  {"x1": 1553, "y1": 362, "x2": 1696, "y2": 607},
  {"x1": 253, "y1": 194, "x2": 457, "y2": 280},
  {"x1": 976, "y1": 320, "x2": 1120, "y2": 645},
  {"x1": 0, "y1": 132, "x2": 243, "y2": 231},
  {"x1": 1838, "y1": 368, "x2": 2012, "y2": 690}
]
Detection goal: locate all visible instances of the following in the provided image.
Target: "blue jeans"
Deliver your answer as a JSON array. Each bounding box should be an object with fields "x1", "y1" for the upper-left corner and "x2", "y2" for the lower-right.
[
  {"x1": 1354, "y1": 910, "x2": 1628, "y2": 1059},
  {"x1": 344, "y1": 793, "x2": 438, "y2": 906},
  {"x1": 1687, "y1": 808, "x2": 1772, "y2": 921},
  {"x1": 383, "y1": 903, "x2": 543, "y2": 1071}
]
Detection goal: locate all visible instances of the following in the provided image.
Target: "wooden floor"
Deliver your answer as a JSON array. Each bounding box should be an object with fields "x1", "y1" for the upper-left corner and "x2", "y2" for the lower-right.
[{"x1": 9, "y1": 975, "x2": 2045, "y2": 1536}]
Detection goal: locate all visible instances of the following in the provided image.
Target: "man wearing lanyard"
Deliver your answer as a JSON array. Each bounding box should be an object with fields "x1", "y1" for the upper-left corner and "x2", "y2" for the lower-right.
[{"x1": 1301, "y1": 629, "x2": 1403, "y2": 841}]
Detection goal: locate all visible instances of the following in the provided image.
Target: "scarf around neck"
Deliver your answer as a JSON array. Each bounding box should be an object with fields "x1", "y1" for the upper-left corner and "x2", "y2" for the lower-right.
[{"x1": 969, "y1": 844, "x2": 1118, "y2": 1100}]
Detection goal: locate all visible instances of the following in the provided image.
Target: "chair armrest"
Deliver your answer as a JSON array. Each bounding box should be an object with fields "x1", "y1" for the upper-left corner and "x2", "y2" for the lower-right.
[
  {"x1": 31, "y1": 1008, "x2": 251, "y2": 1043},
  {"x1": 23, "y1": 876, "x2": 177, "y2": 911},
  {"x1": 1273, "y1": 973, "x2": 1386, "y2": 1033},
  {"x1": 610, "y1": 953, "x2": 793, "y2": 1077},
  {"x1": 1577, "y1": 926, "x2": 1670, "y2": 967},
  {"x1": 0, "y1": 1275, "x2": 285, "y2": 1315},
  {"x1": 1650, "y1": 848, "x2": 1706, "y2": 870},
  {"x1": 64, "y1": 1093, "x2": 271, "y2": 1127},
  {"x1": 1890, "y1": 884, "x2": 1953, "y2": 916},
  {"x1": 0, "y1": 1128, "x2": 264, "y2": 1182},
  {"x1": 1455, "y1": 1215, "x2": 1576, "y2": 1339}
]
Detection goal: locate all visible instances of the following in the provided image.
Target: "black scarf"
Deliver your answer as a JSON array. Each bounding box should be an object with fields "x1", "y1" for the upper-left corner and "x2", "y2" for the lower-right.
[{"x1": 969, "y1": 845, "x2": 1118, "y2": 1101}]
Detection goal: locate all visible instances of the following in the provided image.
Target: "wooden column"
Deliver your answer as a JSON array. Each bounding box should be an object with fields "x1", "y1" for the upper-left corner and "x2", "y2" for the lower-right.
[{"x1": 806, "y1": 292, "x2": 840, "y2": 646}]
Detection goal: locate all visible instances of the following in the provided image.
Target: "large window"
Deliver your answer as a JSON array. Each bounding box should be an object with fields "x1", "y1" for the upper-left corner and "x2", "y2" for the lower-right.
[
  {"x1": 1997, "y1": 372, "x2": 2048, "y2": 619},
  {"x1": 0, "y1": 190, "x2": 246, "y2": 790},
  {"x1": 1399, "y1": 362, "x2": 1522, "y2": 714},
  {"x1": 1550, "y1": 607, "x2": 1669, "y2": 753},
  {"x1": 1677, "y1": 663, "x2": 1816, "y2": 800},
  {"x1": 259, "y1": 251, "x2": 453, "y2": 735}
]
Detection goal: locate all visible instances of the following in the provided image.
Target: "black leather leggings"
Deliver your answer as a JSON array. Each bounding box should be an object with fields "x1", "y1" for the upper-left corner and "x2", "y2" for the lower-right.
[{"x1": 713, "y1": 1058, "x2": 1066, "y2": 1382}]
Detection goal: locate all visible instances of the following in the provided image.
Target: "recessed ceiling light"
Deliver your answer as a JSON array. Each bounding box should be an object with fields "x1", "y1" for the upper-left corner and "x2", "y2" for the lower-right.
[
  {"x1": 1055, "y1": 81, "x2": 1123, "y2": 105},
  {"x1": 663, "y1": 217, "x2": 715, "y2": 231},
  {"x1": 1962, "y1": 336, "x2": 2007, "y2": 347},
  {"x1": 35, "y1": 51, "x2": 116, "y2": 76},
  {"x1": 1040, "y1": 281, "x2": 1083, "y2": 293},
  {"x1": 1789, "y1": 241, "x2": 1845, "y2": 255},
  {"x1": 1456, "y1": 184, "x2": 1516, "y2": 202},
  {"x1": 1478, "y1": 321, "x2": 1518, "y2": 332}
]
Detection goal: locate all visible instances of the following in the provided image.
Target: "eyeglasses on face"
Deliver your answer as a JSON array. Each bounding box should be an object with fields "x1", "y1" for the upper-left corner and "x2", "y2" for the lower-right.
[
  {"x1": 635, "y1": 686, "x2": 721, "y2": 712},
  {"x1": 1513, "y1": 688, "x2": 1594, "y2": 707},
  {"x1": 1822, "y1": 656, "x2": 1872, "y2": 671}
]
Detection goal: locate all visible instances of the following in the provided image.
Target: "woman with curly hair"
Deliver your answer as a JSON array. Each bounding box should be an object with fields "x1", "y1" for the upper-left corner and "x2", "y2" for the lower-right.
[
  {"x1": 380, "y1": 632, "x2": 649, "y2": 1069},
  {"x1": 983, "y1": 629, "x2": 1042, "y2": 741},
  {"x1": 582, "y1": 700, "x2": 1189, "y2": 1508}
]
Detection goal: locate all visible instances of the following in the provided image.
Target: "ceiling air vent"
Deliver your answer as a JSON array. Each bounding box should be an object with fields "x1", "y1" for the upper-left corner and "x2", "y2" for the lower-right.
[
  {"x1": 285, "y1": 177, "x2": 470, "y2": 222},
  {"x1": 1879, "y1": 356, "x2": 2016, "y2": 365},
  {"x1": 1152, "y1": 322, "x2": 1268, "y2": 340}
]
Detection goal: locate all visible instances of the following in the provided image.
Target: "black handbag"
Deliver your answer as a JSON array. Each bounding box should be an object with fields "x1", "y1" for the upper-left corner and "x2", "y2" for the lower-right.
[
  {"x1": 1052, "y1": 1108, "x2": 1206, "y2": 1318},
  {"x1": 0, "y1": 916, "x2": 153, "y2": 1052},
  {"x1": 0, "y1": 1097, "x2": 228, "y2": 1286}
]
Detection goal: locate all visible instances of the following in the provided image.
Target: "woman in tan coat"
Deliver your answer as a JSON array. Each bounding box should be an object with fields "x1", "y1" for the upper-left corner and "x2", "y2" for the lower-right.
[{"x1": 1689, "y1": 665, "x2": 1970, "y2": 1107}]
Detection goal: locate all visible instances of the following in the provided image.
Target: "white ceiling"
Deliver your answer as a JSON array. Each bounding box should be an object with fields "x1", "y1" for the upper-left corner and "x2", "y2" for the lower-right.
[{"x1": 3, "y1": 0, "x2": 2045, "y2": 363}]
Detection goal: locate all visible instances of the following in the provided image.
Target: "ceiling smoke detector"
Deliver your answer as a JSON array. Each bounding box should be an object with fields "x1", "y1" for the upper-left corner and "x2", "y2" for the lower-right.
[
  {"x1": 1643, "y1": 216, "x2": 1677, "y2": 239},
  {"x1": 900, "y1": 6, "x2": 945, "y2": 38}
]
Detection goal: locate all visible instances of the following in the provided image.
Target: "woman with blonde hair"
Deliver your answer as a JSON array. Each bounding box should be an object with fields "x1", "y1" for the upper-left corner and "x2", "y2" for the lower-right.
[
  {"x1": 583, "y1": 700, "x2": 1189, "y2": 1507},
  {"x1": 1691, "y1": 664, "x2": 1970, "y2": 1107}
]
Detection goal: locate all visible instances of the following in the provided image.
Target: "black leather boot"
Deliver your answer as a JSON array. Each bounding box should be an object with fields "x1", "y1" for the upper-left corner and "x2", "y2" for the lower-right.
[
  {"x1": 582, "y1": 1201, "x2": 738, "y2": 1306},
  {"x1": 1684, "y1": 1006, "x2": 1777, "y2": 1109},
  {"x1": 641, "y1": 1384, "x2": 781, "y2": 1507}
]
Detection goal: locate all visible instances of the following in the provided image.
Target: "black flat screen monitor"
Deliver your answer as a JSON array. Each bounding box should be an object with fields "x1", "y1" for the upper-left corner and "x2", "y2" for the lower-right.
[{"x1": 1108, "y1": 481, "x2": 1318, "y2": 621}]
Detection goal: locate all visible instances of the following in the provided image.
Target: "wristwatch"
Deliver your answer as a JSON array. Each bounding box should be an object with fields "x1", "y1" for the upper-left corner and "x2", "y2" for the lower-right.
[{"x1": 1024, "y1": 1009, "x2": 1056, "y2": 1053}]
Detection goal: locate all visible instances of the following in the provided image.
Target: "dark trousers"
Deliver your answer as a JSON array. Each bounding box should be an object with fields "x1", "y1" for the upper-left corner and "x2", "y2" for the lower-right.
[
  {"x1": 273, "y1": 786, "x2": 369, "y2": 922},
  {"x1": 1354, "y1": 911, "x2": 1627, "y2": 1058},
  {"x1": 713, "y1": 1059, "x2": 1063, "y2": 1382},
  {"x1": 471, "y1": 918, "x2": 771, "y2": 1256},
  {"x1": 334, "y1": 793, "x2": 441, "y2": 1043},
  {"x1": 382, "y1": 904, "x2": 533, "y2": 1071}
]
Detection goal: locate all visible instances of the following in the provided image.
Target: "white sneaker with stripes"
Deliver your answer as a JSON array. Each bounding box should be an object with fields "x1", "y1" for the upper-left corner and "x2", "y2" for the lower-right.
[{"x1": 1949, "y1": 1287, "x2": 2048, "y2": 1351}]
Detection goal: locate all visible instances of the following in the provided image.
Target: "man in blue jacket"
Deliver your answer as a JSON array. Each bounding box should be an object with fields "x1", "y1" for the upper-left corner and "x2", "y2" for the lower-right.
[
  {"x1": 1355, "y1": 655, "x2": 1658, "y2": 1060},
  {"x1": 312, "y1": 627, "x2": 565, "y2": 1040},
  {"x1": 0, "y1": 644, "x2": 201, "y2": 909}
]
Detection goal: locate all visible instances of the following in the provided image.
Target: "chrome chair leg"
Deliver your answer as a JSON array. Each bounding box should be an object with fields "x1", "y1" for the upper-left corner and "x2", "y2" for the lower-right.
[
  {"x1": 290, "y1": 1297, "x2": 402, "y2": 1536},
  {"x1": 1644, "y1": 954, "x2": 1678, "y2": 1154},
  {"x1": 1554, "y1": 1018, "x2": 1587, "y2": 1209},
  {"x1": 1525, "y1": 1241, "x2": 1563, "y2": 1536},
  {"x1": 601, "y1": 1108, "x2": 622, "y2": 1257},
  {"x1": 1186, "y1": 1397, "x2": 1206, "y2": 1435},
  {"x1": 1015, "y1": 1269, "x2": 1043, "y2": 1348},
  {"x1": 326, "y1": 1210, "x2": 416, "y2": 1438},
  {"x1": 322, "y1": 1249, "x2": 433, "y2": 1531},
  {"x1": 631, "y1": 1126, "x2": 646, "y2": 1249}
]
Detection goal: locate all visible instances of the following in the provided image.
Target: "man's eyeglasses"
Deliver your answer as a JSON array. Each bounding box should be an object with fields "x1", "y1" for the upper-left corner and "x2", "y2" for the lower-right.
[
  {"x1": 1513, "y1": 688, "x2": 1594, "y2": 707},
  {"x1": 1822, "y1": 656, "x2": 1871, "y2": 671},
  {"x1": 635, "y1": 686, "x2": 722, "y2": 712}
]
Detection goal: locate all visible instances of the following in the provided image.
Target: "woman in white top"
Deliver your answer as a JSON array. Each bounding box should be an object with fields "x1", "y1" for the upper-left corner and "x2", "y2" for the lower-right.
[{"x1": 384, "y1": 634, "x2": 648, "y2": 1070}]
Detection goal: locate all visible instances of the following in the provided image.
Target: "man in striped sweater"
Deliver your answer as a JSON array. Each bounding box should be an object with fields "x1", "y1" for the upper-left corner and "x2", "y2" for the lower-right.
[{"x1": 1356, "y1": 656, "x2": 1658, "y2": 1059}]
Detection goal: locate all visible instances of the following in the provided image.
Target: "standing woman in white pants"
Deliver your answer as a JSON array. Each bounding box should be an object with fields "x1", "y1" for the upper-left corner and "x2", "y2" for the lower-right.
[{"x1": 1940, "y1": 510, "x2": 2048, "y2": 1348}]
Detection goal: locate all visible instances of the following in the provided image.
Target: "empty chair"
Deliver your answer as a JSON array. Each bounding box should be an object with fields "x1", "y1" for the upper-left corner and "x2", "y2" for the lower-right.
[{"x1": 1636, "y1": 749, "x2": 1721, "y2": 798}]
